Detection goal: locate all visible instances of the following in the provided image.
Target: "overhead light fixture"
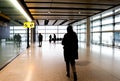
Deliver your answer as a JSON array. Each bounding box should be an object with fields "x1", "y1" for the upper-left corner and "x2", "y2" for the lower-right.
[
  {"x1": 48, "y1": 11, "x2": 51, "y2": 14},
  {"x1": 0, "y1": 13, "x2": 10, "y2": 21},
  {"x1": 9, "y1": 0, "x2": 32, "y2": 21},
  {"x1": 78, "y1": 12, "x2": 81, "y2": 14}
]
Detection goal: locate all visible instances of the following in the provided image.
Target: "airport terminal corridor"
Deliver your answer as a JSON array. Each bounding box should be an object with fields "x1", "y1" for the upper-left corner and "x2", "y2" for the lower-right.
[
  {"x1": 1, "y1": 0, "x2": 120, "y2": 81},
  {"x1": 0, "y1": 42, "x2": 120, "y2": 81}
]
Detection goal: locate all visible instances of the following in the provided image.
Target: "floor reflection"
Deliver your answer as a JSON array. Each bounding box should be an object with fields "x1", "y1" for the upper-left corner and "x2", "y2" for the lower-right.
[{"x1": 0, "y1": 41, "x2": 26, "y2": 69}]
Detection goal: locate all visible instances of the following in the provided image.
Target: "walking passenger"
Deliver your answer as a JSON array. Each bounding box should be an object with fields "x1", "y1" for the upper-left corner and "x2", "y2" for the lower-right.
[
  {"x1": 49, "y1": 34, "x2": 52, "y2": 43},
  {"x1": 53, "y1": 34, "x2": 56, "y2": 43},
  {"x1": 38, "y1": 33, "x2": 43, "y2": 47},
  {"x1": 62, "y1": 25, "x2": 78, "y2": 81}
]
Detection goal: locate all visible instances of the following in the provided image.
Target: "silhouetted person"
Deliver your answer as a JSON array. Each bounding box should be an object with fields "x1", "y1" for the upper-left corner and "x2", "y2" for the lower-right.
[
  {"x1": 14, "y1": 34, "x2": 21, "y2": 47},
  {"x1": 62, "y1": 25, "x2": 78, "y2": 81},
  {"x1": 49, "y1": 34, "x2": 52, "y2": 43},
  {"x1": 53, "y1": 34, "x2": 56, "y2": 43},
  {"x1": 17, "y1": 34, "x2": 21, "y2": 46},
  {"x1": 38, "y1": 33, "x2": 43, "y2": 47},
  {"x1": 14, "y1": 34, "x2": 17, "y2": 44}
]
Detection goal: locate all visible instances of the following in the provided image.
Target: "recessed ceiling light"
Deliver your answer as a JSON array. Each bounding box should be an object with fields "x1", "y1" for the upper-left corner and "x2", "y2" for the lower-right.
[
  {"x1": 48, "y1": 11, "x2": 51, "y2": 14},
  {"x1": 9, "y1": 0, "x2": 32, "y2": 21},
  {"x1": 78, "y1": 12, "x2": 81, "y2": 14}
]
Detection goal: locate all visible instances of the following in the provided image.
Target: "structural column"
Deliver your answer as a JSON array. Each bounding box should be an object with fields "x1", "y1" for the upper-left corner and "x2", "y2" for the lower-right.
[
  {"x1": 27, "y1": 28, "x2": 30, "y2": 48},
  {"x1": 86, "y1": 17, "x2": 90, "y2": 47},
  {"x1": 31, "y1": 26, "x2": 36, "y2": 43}
]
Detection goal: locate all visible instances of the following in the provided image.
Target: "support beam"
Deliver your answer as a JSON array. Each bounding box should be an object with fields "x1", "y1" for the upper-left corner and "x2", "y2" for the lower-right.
[
  {"x1": 28, "y1": 7, "x2": 105, "y2": 11},
  {"x1": 86, "y1": 17, "x2": 90, "y2": 47},
  {"x1": 25, "y1": 1, "x2": 115, "y2": 6},
  {"x1": 27, "y1": 28, "x2": 30, "y2": 48}
]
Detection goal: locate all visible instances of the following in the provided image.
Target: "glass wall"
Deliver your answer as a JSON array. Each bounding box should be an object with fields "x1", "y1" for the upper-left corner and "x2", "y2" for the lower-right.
[
  {"x1": 90, "y1": 14, "x2": 101, "y2": 45},
  {"x1": 90, "y1": 6, "x2": 120, "y2": 48},
  {"x1": 10, "y1": 26, "x2": 27, "y2": 42},
  {"x1": 37, "y1": 26, "x2": 67, "y2": 42},
  {"x1": 0, "y1": 25, "x2": 27, "y2": 69},
  {"x1": 102, "y1": 32, "x2": 113, "y2": 46},
  {"x1": 37, "y1": 24, "x2": 86, "y2": 44},
  {"x1": 92, "y1": 33, "x2": 100, "y2": 44},
  {"x1": 10, "y1": 26, "x2": 28, "y2": 49},
  {"x1": 73, "y1": 19, "x2": 87, "y2": 42}
]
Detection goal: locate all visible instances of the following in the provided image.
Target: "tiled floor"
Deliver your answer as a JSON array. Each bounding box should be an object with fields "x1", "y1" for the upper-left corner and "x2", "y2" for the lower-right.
[{"x1": 0, "y1": 42, "x2": 120, "y2": 81}]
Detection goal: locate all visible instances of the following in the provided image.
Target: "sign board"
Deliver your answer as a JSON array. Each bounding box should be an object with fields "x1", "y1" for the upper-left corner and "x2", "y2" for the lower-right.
[{"x1": 24, "y1": 22, "x2": 34, "y2": 28}]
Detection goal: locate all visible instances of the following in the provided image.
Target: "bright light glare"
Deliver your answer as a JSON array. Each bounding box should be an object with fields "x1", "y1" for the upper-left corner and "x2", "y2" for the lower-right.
[{"x1": 9, "y1": 0, "x2": 32, "y2": 21}]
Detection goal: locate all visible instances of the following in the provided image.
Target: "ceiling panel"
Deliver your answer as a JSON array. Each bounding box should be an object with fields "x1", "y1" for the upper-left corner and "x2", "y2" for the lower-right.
[
  {"x1": 24, "y1": 0, "x2": 120, "y2": 4},
  {"x1": 38, "y1": 20, "x2": 45, "y2": 25},
  {"x1": 0, "y1": 0, "x2": 26, "y2": 25},
  {"x1": 26, "y1": 2, "x2": 113, "y2": 9},
  {"x1": 48, "y1": 20, "x2": 56, "y2": 25},
  {"x1": 52, "y1": 0, "x2": 120, "y2": 4},
  {"x1": 24, "y1": 0, "x2": 120, "y2": 25},
  {"x1": 62, "y1": 20, "x2": 76, "y2": 26},
  {"x1": 24, "y1": 0, "x2": 51, "y2": 1},
  {"x1": 33, "y1": 16, "x2": 85, "y2": 20},
  {"x1": 54, "y1": 20, "x2": 65, "y2": 25},
  {"x1": 26, "y1": 3, "x2": 51, "y2": 7},
  {"x1": 0, "y1": 0, "x2": 120, "y2": 26}
]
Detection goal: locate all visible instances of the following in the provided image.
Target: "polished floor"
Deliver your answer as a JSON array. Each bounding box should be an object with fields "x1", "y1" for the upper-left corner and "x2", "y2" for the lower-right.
[{"x1": 0, "y1": 42, "x2": 120, "y2": 81}]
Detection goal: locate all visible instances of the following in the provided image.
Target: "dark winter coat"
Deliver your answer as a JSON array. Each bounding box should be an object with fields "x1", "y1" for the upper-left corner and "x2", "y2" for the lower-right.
[
  {"x1": 62, "y1": 31, "x2": 78, "y2": 61},
  {"x1": 38, "y1": 34, "x2": 43, "y2": 42}
]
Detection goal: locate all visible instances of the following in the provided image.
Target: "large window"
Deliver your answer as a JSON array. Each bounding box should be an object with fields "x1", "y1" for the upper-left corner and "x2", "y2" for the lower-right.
[
  {"x1": 90, "y1": 15, "x2": 101, "y2": 45},
  {"x1": 37, "y1": 26, "x2": 67, "y2": 41},
  {"x1": 10, "y1": 26, "x2": 27, "y2": 42},
  {"x1": 92, "y1": 26, "x2": 101, "y2": 32},
  {"x1": 58, "y1": 26, "x2": 67, "y2": 38},
  {"x1": 92, "y1": 33, "x2": 100, "y2": 44},
  {"x1": 102, "y1": 17, "x2": 113, "y2": 25},
  {"x1": 101, "y1": 10, "x2": 113, "y2": 17},
  {"x1": 115, "y1": 23, "x2": 120, "y2": 30},
  {"x1": 72, "y1": 19, "x2": 87, "y2": 43},
  {"x1": 76, "y1": 20, "x2": 87, "y2": 42},
  {"x1": 73, "y1": 5, "x2": 120, "y2": 48},
  {"x1": 102, "y1": 32, "x2": 113, "y2": 46},
  {"x1": 92, "y1": 20, "x2": 101, "y2": 26},
  {"x1": 90, "y1": 5, "x2": 120, "y2": 47},
  {"x1": 73, "y1": 26, "x2": 78, "y2": 33},
  {"x1": 92, "y1": 14, "x2": 100, "y2": 20},
  {"x1": 80, "y1": 33, "x2": 86, "y2": 42},
  {"x1": 114, "y1": 32, "x2": 120, "y2": 47},
  {"x1": 102, "y1": 24, "x2": 113, "y2": 31},
  {"x1": 115, "y1": 14, "x2": 120, "y2": 23}
]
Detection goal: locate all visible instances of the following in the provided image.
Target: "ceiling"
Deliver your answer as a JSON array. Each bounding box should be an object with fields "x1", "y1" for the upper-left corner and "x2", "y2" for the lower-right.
[{"x1": 0, "y1": 0, "x2": 120, "y2": 26}]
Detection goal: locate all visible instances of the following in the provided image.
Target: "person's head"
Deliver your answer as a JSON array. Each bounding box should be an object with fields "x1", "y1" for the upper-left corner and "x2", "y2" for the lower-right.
[{"x1": 67, "y1": 25, "x2": 73, "y2": 33}]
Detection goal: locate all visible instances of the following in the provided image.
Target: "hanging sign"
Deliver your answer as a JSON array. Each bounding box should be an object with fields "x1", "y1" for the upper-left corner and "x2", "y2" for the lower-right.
[{"x1": 24, "y1": 22, "x2": 34, "y2": 28}]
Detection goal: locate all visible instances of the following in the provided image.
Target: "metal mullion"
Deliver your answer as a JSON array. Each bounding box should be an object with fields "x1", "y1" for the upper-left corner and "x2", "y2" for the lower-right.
[
  {"x1": 100, "y1": 14, "x2": 102, "y2": 45},
  {"x1": 113, "y1": 10, "x2": 115, "y2": 47}
]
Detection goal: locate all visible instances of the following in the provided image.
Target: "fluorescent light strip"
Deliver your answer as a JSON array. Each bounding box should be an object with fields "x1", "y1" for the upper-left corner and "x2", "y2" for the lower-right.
[{"x1": 9, "y1": 0, "x2": 32, "y2": 21}]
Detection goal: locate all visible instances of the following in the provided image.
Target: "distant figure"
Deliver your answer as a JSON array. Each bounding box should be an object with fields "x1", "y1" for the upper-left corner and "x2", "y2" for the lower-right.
[
  {"x1": 17, "y1": 34, "x2": 21, "y2": 46},
  {"x1": 49, "y1": 34, "x2": 52, "y2": 43},
  {"x1": 38, "y1": 33, "x2": 43, "y2": 47},
  {"x1": 14, "y1": 34, "x2": 21, "y2": 47},
  {"x1": 62, "y1": 25, "x2": 78, "y2": 81},
  {"x1": 13, "y1": 34, "x2": 17, "y2": 44},
  {"x1": 53, "y1": 34, "x2": 56, "y2": 43}
]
